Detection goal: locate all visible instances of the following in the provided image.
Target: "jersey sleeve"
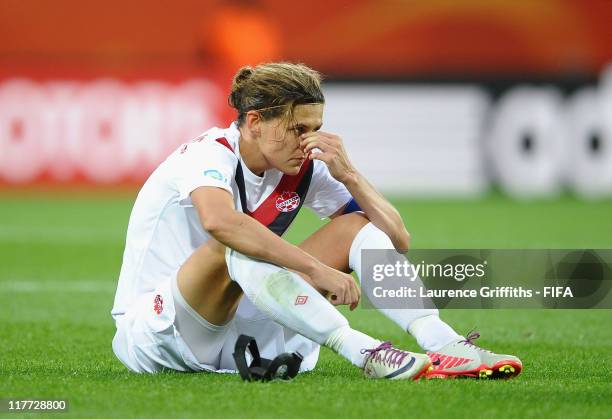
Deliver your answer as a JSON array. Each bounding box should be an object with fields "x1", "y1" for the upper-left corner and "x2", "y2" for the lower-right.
[
  {"x1": 303, "y1": 160, "x2": 353, "y2": 219},
  {"x1": 174, "y1": 140, "x2": 237, "y2": 206}
]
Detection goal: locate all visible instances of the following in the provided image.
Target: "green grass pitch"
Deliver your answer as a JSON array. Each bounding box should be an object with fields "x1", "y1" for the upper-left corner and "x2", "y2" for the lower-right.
[{"x1": 1, "y1": 192, "x2": 611, "y2": 418}]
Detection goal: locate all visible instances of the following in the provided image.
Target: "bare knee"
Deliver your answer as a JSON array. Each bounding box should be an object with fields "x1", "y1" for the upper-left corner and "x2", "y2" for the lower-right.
[
  {"x1": 329, "y1": 212, "x2": 370, "y2": 230},
  {"x1": 180, "y1": 239, "x2": 226, "y2": 274},
  {"x1": 202, "y1": 238, "x2": 227, "y2": 260},
  {"x1": 297, "y1": 212, "x2": 370, "y2": 281}
]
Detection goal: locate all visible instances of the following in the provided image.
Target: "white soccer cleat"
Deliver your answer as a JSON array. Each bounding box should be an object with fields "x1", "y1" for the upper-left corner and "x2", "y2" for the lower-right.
[
  {"x1": 361, "y1": 341, "x2": 432, "y2": 380},
  {"x1": 426, "y1": 331, "x2": 523, "y2": 379}
]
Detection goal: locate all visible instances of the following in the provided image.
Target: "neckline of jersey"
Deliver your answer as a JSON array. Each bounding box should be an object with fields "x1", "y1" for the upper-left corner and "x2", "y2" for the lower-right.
[{"x1": 228, "y1": 123, "x2": 266, "y2": 186}]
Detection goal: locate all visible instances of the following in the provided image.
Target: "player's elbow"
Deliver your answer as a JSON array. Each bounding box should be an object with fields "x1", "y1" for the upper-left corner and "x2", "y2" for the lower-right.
[
  {"x1": 200, "y1": 214, "x2": 227, "y2": 237},
  {"x1": 394, "y1": 229, "x2": 411, "y2": 253}
]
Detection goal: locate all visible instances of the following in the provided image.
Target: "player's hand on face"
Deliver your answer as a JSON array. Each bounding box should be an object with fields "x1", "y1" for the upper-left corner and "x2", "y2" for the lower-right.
[
  {"x1": 299, "y1": 132, "x2": 357, "y2": 184},
  {"x1": 309, "y1": 263, "x2": 360, "y2": 310}
]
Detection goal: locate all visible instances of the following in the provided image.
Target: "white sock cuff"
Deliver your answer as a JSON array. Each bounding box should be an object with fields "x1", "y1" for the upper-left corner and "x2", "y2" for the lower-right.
[
  {"x1": 407, "y1": 314, "x2": 461, "y2": 352},
  {"x1": 348, "y1": 222, "x2": 394, "y2": 271},
  {"x1": 325, "y1": 325, "x2": 380, "y2": 368}
]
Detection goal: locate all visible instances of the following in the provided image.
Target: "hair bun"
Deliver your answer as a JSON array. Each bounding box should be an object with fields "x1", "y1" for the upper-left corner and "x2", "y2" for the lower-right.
[
  {"x1": 233, "y1": 66, "x2": 254, "y2": 87},
  {"x1": 229, "y1": 66, "x2": 254, "y2": 109}
]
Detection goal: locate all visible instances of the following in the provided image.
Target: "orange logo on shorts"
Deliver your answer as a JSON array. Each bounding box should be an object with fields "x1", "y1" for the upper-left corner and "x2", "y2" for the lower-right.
[
  {"x1": 154, "y1": 294, "x2": 164, "y2": 314},
  {"x1": 295, "y1": 295, "x2": 308, "y2": 305}
]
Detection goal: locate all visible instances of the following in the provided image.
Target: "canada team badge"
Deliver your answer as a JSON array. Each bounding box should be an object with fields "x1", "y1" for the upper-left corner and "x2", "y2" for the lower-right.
[
  {"x1": 153, "y1": 294, "x2": 164, "y2": 315},
  {"x1": 275, "y1": 191, "x2": 300, "y2": 213}
]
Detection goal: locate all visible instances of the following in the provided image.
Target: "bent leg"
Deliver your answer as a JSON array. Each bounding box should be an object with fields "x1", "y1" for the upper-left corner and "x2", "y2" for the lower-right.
[
  {"x1": 172, "y1": 239, "x2": 243, "y2": 365},
  {"x1": 177, "y1": 238, "x2": 243, "y2": 326},
  {"x1": 175, "y1": 213, "x2": 379, "y2": 369},
  {"x1": 174, "y1": 212, "x2": 455, "y2": 368},
  {"x1": 177, "y1": 213, "x2": 368, "y2": 325},
  {"x1": 295, "y1": 214, "x2": 462, "y2": 352},
  {"x1": 175, "y1": 212, "x2": 370, "y2": 327}
]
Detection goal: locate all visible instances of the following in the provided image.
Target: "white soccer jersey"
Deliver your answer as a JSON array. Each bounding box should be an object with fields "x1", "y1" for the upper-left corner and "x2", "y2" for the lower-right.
[{"x1": 111, "y1": 122, "x2": 352, "y2": 370}]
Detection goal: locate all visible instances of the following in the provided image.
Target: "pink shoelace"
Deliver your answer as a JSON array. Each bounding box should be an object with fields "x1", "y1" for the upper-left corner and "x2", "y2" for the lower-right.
[
  {"x1": 361, "y1": 341, "x2": 409, "y2": 368},
  {"x1": 461, "y1": 331, "x2": 481, "y2": 345},
  {"x1": 459, "y1": 330, "x2": 492, "y2": 353}
]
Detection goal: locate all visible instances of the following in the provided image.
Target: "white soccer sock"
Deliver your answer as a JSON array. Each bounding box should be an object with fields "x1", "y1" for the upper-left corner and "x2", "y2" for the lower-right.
[
  {"x1": 407, "y1": 314, "x2": 462, "y2": 352},
  {"x1": 326, "y1": 326, "x2": 381, "y2": 368},
  {"x1": 349, "y1": 222, "x2": 461, "y2": 352},
  {"x1": 225, "y1": 249, "x2": 380, "y2": 368}
]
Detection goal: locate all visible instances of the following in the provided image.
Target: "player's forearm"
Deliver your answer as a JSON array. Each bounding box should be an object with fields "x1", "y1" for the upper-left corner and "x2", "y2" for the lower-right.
[
  {"x1": 343, "y1": 171, "x2": 410, "y2": 251},
  {"x1": 206, "y1": 211, "x2": 320, "y2": 276}
]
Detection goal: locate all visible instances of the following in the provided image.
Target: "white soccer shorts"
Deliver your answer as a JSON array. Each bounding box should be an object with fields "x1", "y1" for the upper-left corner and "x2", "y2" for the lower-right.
[
  {"x1": 111, "y1": 273, "x2": 237, "y2": 373},
  {"x1": 112, "y1": 273, "x2": 321, "y2": 374}
]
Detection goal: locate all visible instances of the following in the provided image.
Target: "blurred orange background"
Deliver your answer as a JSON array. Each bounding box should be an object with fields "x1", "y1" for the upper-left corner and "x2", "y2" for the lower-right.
[{"x1": 1, "y1": 0, "x2": 611, "y2": 78}]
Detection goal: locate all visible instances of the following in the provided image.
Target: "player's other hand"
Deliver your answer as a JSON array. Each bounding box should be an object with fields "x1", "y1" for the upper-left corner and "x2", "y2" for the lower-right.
[
  {"x1": 299, "y1": 132, "x2": 357, "y2": 184},
  {"x1": 308, "y1": 262, "x2": 360, "y2": 310}
]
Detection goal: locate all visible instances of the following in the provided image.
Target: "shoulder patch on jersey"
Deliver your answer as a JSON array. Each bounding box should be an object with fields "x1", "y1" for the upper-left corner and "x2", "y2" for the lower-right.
[{"x1": 204, "y1": 169, "x2": 227, "y2": 183}]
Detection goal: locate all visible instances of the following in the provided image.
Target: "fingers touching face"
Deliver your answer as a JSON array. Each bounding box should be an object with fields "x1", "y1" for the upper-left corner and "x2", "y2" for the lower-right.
[{"x1": 258, "y1": 103, "x2": 324, "y2": 174}]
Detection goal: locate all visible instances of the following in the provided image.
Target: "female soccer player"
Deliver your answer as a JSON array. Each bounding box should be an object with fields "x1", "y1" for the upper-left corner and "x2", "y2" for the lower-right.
[{"x1": 111, "y1": 62, "x2": 522, "y2": 379}]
